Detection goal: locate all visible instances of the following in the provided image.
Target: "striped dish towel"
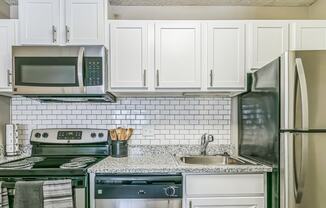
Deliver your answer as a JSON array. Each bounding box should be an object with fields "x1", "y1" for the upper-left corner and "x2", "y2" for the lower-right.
[
  {"x1": 0, "y1": 182, "x2": 9, "y2": 208},
  {"x1": 43, "y1": 179, "x2": 74, "y2": 208}
]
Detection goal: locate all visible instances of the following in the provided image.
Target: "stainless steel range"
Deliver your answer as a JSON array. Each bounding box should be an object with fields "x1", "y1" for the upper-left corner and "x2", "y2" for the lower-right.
[{"x1": 0, "y1": 128, "x2": 110, "y2": 208}]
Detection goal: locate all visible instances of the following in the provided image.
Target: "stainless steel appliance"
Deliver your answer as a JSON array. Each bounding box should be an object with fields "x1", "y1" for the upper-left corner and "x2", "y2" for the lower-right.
[
  {"x1": 94, "y1": 175, "x2": 182, "y2": 208},
  {"x1": 0, "y1": 128, "x2": 110, "y2": 208},
  {"x1": 238, "y1": 51, "x2": 326, "y2": 208},
  {"x1": 12, "y1": 46, "x2": 115, "y2": 102}
]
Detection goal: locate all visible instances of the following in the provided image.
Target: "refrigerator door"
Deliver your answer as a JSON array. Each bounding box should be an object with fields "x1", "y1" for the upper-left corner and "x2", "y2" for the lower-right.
[
  {"x1": 284, "y1": 131, "x2": 326, "y2": 208},
  {"x1": 284, "y1": 51, "x2": 326, "y2": 208},
  {"x1": 290, "y1": 51, "x2": 326, "y2": 131}
]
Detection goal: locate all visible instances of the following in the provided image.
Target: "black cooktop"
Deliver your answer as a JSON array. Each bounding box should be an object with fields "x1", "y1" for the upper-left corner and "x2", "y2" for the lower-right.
[{"x1": 0, "y1": 156, "x2": 104, "y2": 177}]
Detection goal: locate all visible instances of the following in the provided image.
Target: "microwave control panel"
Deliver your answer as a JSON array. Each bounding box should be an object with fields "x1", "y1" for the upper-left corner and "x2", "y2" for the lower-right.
[{"x1": 84, "y1": 57, "x2": 103, "y2": 86}]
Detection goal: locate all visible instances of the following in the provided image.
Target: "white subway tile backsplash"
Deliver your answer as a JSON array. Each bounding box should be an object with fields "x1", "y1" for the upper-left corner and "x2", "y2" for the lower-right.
[{"x1": 11, "y1": 97, "x2": 232, "y2": 145}]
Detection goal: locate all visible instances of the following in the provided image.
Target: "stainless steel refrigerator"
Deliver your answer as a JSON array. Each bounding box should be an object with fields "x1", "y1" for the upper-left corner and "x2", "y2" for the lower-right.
[{"x1": 238, "y1": 51, "x2": 326, "y2": 208}]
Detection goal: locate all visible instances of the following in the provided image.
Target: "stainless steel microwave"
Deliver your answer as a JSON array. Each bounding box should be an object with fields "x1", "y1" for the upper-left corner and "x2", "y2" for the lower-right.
[{"x1": 12, "y1": 46, "x2": 115, "y2": 102}]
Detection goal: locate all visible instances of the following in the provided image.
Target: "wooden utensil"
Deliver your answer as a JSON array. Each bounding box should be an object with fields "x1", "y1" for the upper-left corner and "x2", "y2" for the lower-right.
[
  {"x1": 116, "y1": 127, "x2": 127, "y2": 140},
  {"x1": 110, "y1": 129, "x2": 117, "y2": 141},
  {"x1": 126, "y1": 128, "x2": 134, "y2": 140}
]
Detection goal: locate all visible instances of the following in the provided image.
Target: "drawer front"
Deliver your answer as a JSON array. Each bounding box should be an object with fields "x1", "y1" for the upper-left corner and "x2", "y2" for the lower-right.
[{"x1": 185, "y1": 174, "x2": 264, "y2": 196}]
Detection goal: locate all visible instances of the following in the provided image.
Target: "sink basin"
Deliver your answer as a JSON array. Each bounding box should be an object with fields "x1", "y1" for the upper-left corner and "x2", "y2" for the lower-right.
[{"x1": 178, "y1": 155, "x2": 251, "y2": 165}]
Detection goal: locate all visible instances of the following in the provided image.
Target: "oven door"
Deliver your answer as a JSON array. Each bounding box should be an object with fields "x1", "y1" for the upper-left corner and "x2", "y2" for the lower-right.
[
  {"x1": 1, "y1": 178, "x2": 87, "y2": 208},
  {"x1": 13, "y1": 48, "x2": 86, "y2": 95}
]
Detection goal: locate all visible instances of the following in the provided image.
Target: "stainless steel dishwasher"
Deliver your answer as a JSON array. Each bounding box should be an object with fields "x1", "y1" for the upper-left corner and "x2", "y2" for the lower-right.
[{"x1": 95, "y1": 175, "x2": 182, "y2": 208}]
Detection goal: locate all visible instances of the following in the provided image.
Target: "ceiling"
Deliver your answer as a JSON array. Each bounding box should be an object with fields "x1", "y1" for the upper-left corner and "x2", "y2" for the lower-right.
[
  {"x1": 3, "y1": 0, "x2": 317, "y2": 7},
  {"x1": 109, "y1": 0, "x2": 316, "y2": 6}
]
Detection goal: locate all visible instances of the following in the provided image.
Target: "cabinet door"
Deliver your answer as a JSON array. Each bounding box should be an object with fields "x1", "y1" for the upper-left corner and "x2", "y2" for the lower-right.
[
  {"x1": 19, "y1": 0, "x2": 60, "y2": 45},
  {"x1": 250, "y1": 22, "x2": 289, "y2": 69},
  {"x1": 110, "y1": 22, "x2": 149, "y2": 89},
  {"x1": 187, "y1": 197, "x2": 264, "y2": 208},
  {"x1": 0, "y1": 21, "x2": 14, "y2": 91},
  {"x1": 207, "y1": 22, "x2": 245, "y2": 90},
  {"x1": 291, "y1": 21, "x2": 326, "y2": 50},
  {"x1": 65, "y1": 0, "x2": 105, "y2": 45},
  {"x1": 155, "y1": 22, "x2": 201, "y2": 89}
]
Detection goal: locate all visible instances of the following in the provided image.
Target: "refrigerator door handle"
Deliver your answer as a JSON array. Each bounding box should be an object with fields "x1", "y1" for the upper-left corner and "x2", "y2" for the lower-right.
[{"x1": 293, "y1": 58, "x2": 309, "y2": 204}]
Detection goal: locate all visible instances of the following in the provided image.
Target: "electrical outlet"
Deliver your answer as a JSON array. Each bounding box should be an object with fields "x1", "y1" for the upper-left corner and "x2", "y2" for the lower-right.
[{"x1": 142, "y1": 126, "x2": 155, "y2": 137}]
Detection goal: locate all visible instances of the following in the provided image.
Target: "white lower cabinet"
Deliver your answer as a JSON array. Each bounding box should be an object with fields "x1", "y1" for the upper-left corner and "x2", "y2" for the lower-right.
[
  {"x1": 184, "y1": 174, "x2": 265, "y2": 208},
  {"x1": 187, "y1": 197, "x2": 264, "y2": 208}
]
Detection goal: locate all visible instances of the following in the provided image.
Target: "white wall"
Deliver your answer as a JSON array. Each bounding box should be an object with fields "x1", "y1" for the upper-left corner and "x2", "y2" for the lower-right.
[
  {"x1": 12, "y1": 97, "x2": 232, "y2": 146},
  {"x1": 309, "y1": 0, "x2": 326, "y2": 18},
  {"x1": 110, "y1": 6, "x2": 309, "y2": 20},
  {"x1": 0, "y1": 0, "x2": 9, "y2": 19}
]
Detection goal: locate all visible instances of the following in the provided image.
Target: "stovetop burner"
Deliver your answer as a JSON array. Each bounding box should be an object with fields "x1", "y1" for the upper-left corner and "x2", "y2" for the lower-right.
[
  {"x1": 0, "y1": 160, "x2": 34, "y2": 170},
  {"x1": 70, "y1": 157, "x2": 97, "y2": 163},
  {"x1": 59, "y1": 157, "x2": 97, "y2": 169},
  {"x1": 60, "y1": 162, "x2": 88, "y2": 169},
  {"x1": 22, "y1": 157, "x2": 46, "y2": 163}
]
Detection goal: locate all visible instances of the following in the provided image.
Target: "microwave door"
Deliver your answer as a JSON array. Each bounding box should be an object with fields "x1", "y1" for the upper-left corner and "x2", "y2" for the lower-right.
[{"x1": 13, "y1": 50, "x2": 85, "y2": 95}]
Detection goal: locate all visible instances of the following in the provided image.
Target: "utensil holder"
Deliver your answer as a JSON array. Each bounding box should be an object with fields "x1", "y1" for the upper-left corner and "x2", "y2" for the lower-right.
[{"x1": 111, "y1": 141, "x2": 128, "y2": 158}]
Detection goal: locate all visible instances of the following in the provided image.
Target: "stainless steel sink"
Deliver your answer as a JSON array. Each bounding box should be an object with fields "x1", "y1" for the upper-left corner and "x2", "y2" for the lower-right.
[{"x1": 178, "y1": 155, "x2": 251, "y2": 165}]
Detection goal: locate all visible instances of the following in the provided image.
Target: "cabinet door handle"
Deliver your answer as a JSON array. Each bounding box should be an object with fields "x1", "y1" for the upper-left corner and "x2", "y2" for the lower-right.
[
  {"x1": 210, "y1": 69, "x2": 213, "y2": 87},
  {"x1": 66, "y1": 25, "x2": 71, "y2": 43},
  {"x1": 7, "y1": 70, "x2": 12, "y2": 86},
  {"x1": 52, "y1": 25, "x2": 57, "y2": 43},
  {"x1": 143, "y1": 69, "x2": 147, "y2": 87},
  {"x1": 189, "y1": 200, "x2": 192, "y2": 208},
  {"x1": 156, "y1": 70, "x2": 160, "y2": 87}
]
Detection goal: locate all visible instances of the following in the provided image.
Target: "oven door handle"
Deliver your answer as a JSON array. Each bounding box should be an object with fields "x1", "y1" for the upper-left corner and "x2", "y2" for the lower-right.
[{"x1": 77, "y1": 47, "x2": 85, "y2": 93}]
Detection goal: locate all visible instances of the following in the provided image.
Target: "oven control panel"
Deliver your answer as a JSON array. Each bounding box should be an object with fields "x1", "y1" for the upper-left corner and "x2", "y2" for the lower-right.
[{"x1": 31, "y1": 129, "x2": 108, "y2": 144}]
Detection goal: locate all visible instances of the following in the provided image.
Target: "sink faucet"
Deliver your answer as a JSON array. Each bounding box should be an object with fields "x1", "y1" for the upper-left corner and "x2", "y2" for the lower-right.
[{"x1": 200, "y1": 133, "x2": 214, "y2": 155}]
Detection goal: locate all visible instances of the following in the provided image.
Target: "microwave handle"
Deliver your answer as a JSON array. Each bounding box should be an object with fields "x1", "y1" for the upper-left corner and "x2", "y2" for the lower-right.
[{"x1": 77, "y1": 47, "x2": 85, "y2": 93}]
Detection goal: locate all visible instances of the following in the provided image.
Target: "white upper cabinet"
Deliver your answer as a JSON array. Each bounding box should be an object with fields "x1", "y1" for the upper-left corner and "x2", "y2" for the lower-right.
[
  {"x1": 249, "y1": 22, "x2": 289, "y2": 69},
  {"x1": 110, "y1": 21, "x2": 149, "y2": 89},
  {"x1": 207, "y1": 22, "x2": 245, "y2": 90},
  {"x1": 0, "y1": 20, "x2": 15, "y2": 92},
  {"x1": 65, "y1": 0, "x2": 105, "y2": 45},
  {"x1": 18, "y1": 0, "x2": 105, "y2": 45},
  {"x1": 291, "y1": 21, "x2": 326, "y2": 50},
  {"x1": 155, "y1": 22, "x2": 201, "y2": 89},
  {"x1": 19, "y1": 0, "x2": 60, "y2": 45}
]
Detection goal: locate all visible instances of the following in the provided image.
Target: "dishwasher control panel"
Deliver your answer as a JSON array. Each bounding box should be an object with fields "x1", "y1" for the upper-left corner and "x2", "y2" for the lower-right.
[{"x1": 95, "y1": 175, "x2": 183, "y2": 199}]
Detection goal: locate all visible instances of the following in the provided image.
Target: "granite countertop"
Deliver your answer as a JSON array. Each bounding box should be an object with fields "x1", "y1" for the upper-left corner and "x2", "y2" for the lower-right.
[{"x1": 88, "y1": 145, "x2": 273, "y2": 174}]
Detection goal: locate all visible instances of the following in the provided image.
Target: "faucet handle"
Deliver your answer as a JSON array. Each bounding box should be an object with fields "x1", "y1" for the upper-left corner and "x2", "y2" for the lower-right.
[
  {"x1": 201, "y1": 133, "x2": 208, "y2": 144},
  {"x1": 207, "y1": 134, "x2": 214, "y2": 142}
]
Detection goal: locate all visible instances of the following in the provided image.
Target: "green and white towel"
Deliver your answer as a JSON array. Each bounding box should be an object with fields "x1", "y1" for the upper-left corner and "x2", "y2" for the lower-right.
[
  {"x1": 0, "y1": 182, "x2": 9, "y2": 208},
  {"x1": 43, "y1": 179, "x2": 74, "y2": 208}
]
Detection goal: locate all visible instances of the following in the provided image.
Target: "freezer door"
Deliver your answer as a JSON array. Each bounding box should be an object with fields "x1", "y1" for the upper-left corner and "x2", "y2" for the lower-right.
[{"x1": 284, "y1": 131, "x2": 326, "y2": 208}]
